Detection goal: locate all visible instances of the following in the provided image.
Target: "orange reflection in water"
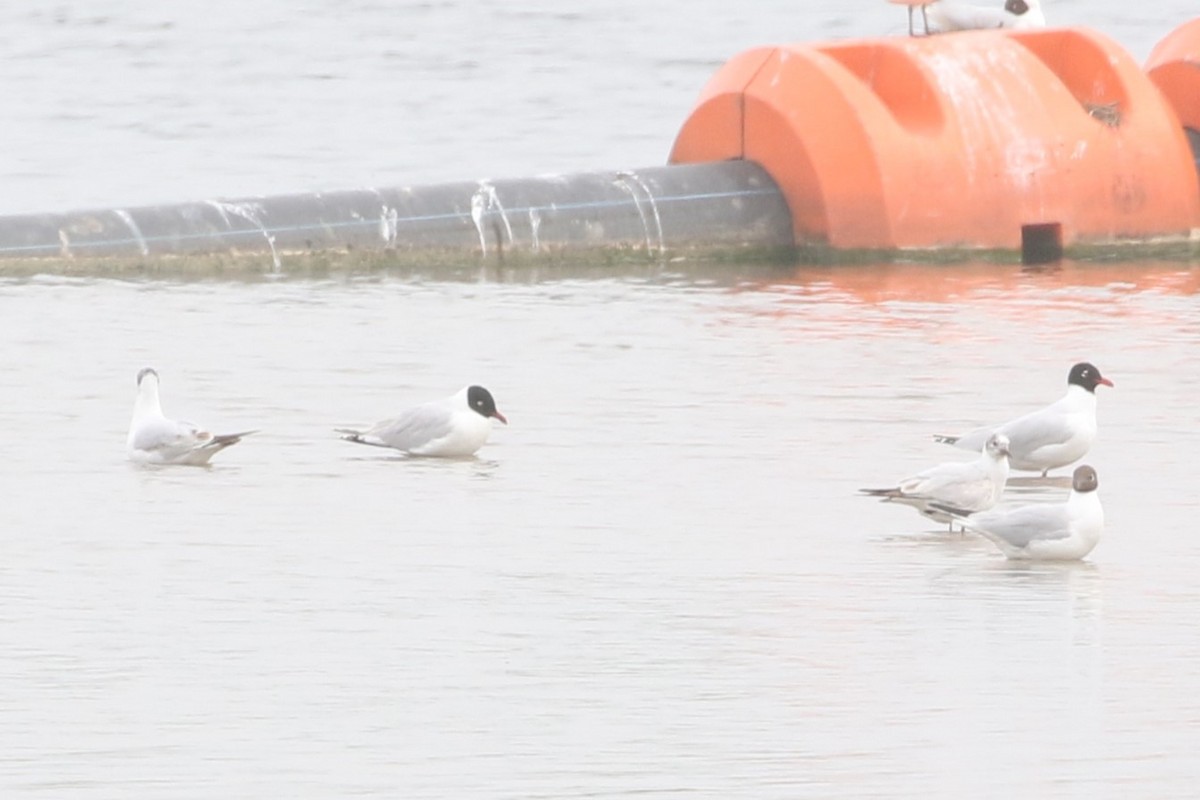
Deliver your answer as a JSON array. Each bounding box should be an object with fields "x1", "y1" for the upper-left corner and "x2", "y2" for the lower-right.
[
  {"x1": 722, "y1": 259, "x2": 1200, "y2": 349},
  {"x1": 760, "y1": 261, "x2": 1200, "y2": 306}
]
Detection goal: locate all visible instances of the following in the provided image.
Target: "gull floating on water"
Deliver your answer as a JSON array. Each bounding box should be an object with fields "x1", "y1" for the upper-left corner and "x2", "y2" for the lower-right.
[
  {"x1": 894, "y1": 0, "x2": 1046, "y2": 35},
  {"x1": 932, "y1": 464, "x2": 1104, "y2": 560},
  {"x1": 860, "y1": 433, "x2": 1011, "y2": 528},
  {"x1": 934, "y1": 362, "x2": 1112, "y2": 477},
  {"x1": 338, "y1": 385, "x2": 507, "y2": 457},
  {"x1": 127, "y1": 368, "x2": 255, "y2": 466}
]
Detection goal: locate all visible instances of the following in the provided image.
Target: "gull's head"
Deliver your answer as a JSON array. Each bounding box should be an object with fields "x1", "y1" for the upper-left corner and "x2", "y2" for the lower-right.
[
  {"x1": 985, "y1": 433, "x2": 1011, "y2": 459},
  {"x1": 466, "y1": 385, "x2": 507, "y2": 425},
  {"x1": 1072, "y1": 465, "x2": 1099, "y2": 494},
  {"x1": 1006, "y1": 0, "x2": 1044, "y2": 15},
  {"x1": 1068, "y1": 362, "x2": 1113, "y2": 393},
  {"x1": 133, "y1": 367, "x2": 163, "y2": 415}
]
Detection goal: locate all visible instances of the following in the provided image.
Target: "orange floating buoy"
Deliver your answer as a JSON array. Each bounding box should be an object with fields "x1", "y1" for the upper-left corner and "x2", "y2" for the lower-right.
[
  {"x1": 1146, "y1": 17, "x2": 1200, "y2": 139},
  {"x1": 669, "y1": 27, "x2": 1200, "y2": 252}
]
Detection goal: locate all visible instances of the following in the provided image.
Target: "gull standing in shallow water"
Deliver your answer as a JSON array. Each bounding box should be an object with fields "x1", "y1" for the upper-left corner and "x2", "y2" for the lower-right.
[
  {"x1": 338, "y1": 385, "x2": 507, "y2": 457},
  {"x1": 932, "y1": 465, "x2": 1104, "y2": 560},
  {"x1": 127, "y1": 368, "x2": 255, "y2": 466},
  {"x1": 934, "y1": 362, "x2": 1112, "y2": 477},
  {"x1": 860, "y1": 433, "x2": 1011, "y2": 529}
]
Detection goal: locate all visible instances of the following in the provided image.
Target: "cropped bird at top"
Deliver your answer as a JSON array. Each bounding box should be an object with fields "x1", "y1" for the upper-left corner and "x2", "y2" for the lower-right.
[
  {"x1": 338, "y1": 385, "x2": 507, "y2": 458},
  {"x1": 934, "y1": 362, "x2": 1112, "y2": 477},
  {"x1": 928, "y1": 0, "x2": 1045, "y2": 32},
  {"x1": 126, "y1": 368, "x2": 255, "y2": 466},
  {"x1": 860, "y1": 433, "x2": 1011, "y2": 529},
  {"x1": 892, "y1": 0, "x2": 1046, "y2": 36},
  {"x1": 932, "y1": 464, "x2": 1104, "y2": 560}
]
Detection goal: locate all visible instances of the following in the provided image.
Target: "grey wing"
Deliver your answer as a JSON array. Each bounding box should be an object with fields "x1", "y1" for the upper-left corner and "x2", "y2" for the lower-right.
[
  {"x1": 943, "y1": 425, "x2": 994, "y2": 453},
  {"x1": 905, "y1": 462, "x2": 996, "y2": 511},
  {"x1": 132, "y1": 417, "x2": 206, "y2": 455},
  {"x1": 927, "y1": 4, "x2": 1007, "y2": 31},
  {"x1": 966, "y1": 504, "x2": 1072, "y2": 549},
  {"x1": 366, "y1": 404, "x2": 455, "y2": 451},
  {"x1": 999, "y1": 406, "x2": 1072, "y2": 453},
  {"x1": 929, "y1": 475, "x2": 999, "y2": 511}
]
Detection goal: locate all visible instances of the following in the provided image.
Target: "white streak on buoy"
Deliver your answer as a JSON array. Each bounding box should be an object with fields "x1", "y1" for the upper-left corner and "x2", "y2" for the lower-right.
[
  {"x1": 470, "y1": 189, "x2": 487, "y2": 252},
  {"x1": 207, "y1": 200, "x2": 281, "y2": 272},
  {"x1": 379, "y1": 205, "x2": 398, "y2": 246},
  {"x1": 626, "y1": 171, "x2": 664, "y2": 254},
  {"x1": 113, "y1": 209, "x2": 150, "y2": 256},
  {"x1": 529, "y1": 208, "x2": 542, "y2": 252},
  {"x1": 615, "y1": 172, "x2": 664, "y2": 254},
  {"x1": 470, "y1": 181, "x2": 514, "y2": 254}
]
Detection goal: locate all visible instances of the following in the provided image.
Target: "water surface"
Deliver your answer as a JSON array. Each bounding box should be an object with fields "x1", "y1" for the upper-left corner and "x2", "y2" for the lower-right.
[
  {"x1": 3, "y1": 1, "x2": 1200, "y2": 795},
  {"x1": 1, "y1": 261, "x2": 1198, "y2": 797}
]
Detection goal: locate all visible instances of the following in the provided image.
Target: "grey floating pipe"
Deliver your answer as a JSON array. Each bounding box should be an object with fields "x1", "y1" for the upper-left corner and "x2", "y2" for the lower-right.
[
  {"x1": 0, "y1": 162, "x2": 795, "y2": 272},
  {"x1": 9, "y1": 19, "x2": 1198, "y2": 275}
]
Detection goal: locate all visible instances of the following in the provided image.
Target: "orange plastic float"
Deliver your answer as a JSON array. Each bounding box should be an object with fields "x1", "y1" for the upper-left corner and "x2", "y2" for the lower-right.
[
  {"x1": 670, "y1": 27, "x2": 1200, "y2": 252},
  {"x1": 1146, "y1": 17, "x2": 1200, "y2": 137}
]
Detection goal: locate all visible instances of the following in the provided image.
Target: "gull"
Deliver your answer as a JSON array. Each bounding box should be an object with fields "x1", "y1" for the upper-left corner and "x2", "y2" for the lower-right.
[
  {"x1": 927, "y1": 0, "x2": 1045, "y2": 32},
  {"x1": 897, "y1": 0, "x2": 1045, "y2": 35},
  {"x1": 934, "y1": 362, "x2": 1112, "y2": 477},
  {"x1": 127, "y1": 368, "x2": 255, "y2": 466},
  {"x1": 860, "y1": 433, "x2": 1011, "y2": 528},
  {"x1": 932, "y1": 465, "x2": 1103, "y2": 560},
  {"x1": 339, "y1": 385, "x2": 507, "y2": 457}
]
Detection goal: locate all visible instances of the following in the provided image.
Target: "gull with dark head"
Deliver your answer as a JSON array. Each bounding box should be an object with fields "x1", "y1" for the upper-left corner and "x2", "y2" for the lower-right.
[
  {"x1": 127, "y1": 368, "x2": 255, "y2": 466},
  {"x1": 339, "y1": 385, "x2": 507, "y2": 458},
  {"x1": 932, "y1": 465, "x2": 1104, "y2": 560},
  {"x1": 892, "y1": 0, "x2": 1045, "y2": 36},
  {"x1": 860, "y1": 433, "x2": 1011, "y2": 529},
  {"x1": 935, "y1": 362, "x2": 1112, "y2": 477},
  {"x1": 924, "y1": 0, "x2": 1045, "y2": 33}
]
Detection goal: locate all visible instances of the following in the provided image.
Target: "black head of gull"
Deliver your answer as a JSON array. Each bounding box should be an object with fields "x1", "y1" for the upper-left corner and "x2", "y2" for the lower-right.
[
  {"x1": 1072, "y1": 465, "x2": 1099, "y2": 493},
  {"x1": 1067, "y1": 362, "x2": 1113, "y2": 393},
  {"x1": 467, "y1": 385, "x2": 508, "y2": 424}
]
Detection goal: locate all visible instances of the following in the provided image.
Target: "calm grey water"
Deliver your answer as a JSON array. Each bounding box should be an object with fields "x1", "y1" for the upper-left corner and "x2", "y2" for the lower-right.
[
  {"x1": 1, "y1": 263, "x2": 1199, "y2": 797},
  {"x1": 2, "y1": 2, "x2": 1200, "y2": 798}
]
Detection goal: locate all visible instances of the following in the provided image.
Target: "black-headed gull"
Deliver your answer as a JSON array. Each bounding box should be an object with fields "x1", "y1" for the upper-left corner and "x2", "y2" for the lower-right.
[
  {"x1": 339, "y1": 385, "x2": 507, "y2": 457},
  {"x1": 920, "y1": 0, "x2": 1045, "y2": 33},
  {"x1": 127, "y1": 368, "x2": 255, "y2": 466},
  {"x1": 932, "y1": 465, "x2": 1104, "y2": 560},
  {"x1": 860, "y1": 433, "x2": 1011, "y2": 528},
  {"x1": 935, "y1": 362, "x2": 1112, "y2": 477}
]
